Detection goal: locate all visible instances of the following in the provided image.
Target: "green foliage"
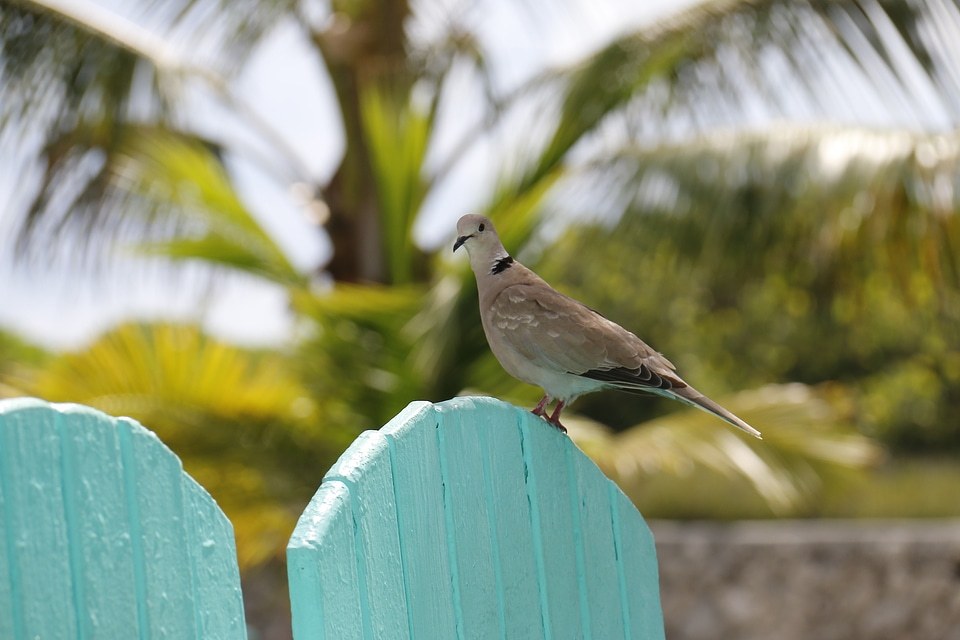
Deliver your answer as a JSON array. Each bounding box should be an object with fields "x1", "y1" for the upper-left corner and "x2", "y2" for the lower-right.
[
  {"x1": 0, "y1": 329, "x2": 50, "y2": 397},
  {"x1": 360, "y1": 83, "x2": 432, "y2": 285},
  {"x1": 120, "y1": 128, "x2": 309, "y2": 287},
  {"x1": 562, "y1": 127, "x2": 960, "y2": 294},
  {"x1": 626, "y1": 455, "x2": 960, "y2": 520},
  {"x1": 292, "y1": 284, "x2": 428, "y2": 432},
  {"x1": 817, "y1": 457, "x2": 960, "y2": 518},
  {"x1": 580, "y1": 384, "x2": 881, "y2": 516}
]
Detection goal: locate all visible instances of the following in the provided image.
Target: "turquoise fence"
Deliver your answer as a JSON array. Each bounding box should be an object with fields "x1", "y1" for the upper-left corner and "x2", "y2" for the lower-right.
[{"x1": 0, "y1": 396, "x2": 663, "y2": 639}]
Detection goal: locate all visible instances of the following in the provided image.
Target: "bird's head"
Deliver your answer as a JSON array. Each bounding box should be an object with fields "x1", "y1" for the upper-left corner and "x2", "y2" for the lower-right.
[
  {"x1": 453, "y1": 214, "x2": 501, "y2": 255},
  {"x1": 454, "y1": 214, "x2": 512, "y2": 276}
]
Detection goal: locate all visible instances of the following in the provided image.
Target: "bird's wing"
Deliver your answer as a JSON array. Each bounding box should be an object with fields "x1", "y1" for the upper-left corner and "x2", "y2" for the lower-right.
[{"x1": 487, "y1": 282, "x2": 681, "y2": 387}]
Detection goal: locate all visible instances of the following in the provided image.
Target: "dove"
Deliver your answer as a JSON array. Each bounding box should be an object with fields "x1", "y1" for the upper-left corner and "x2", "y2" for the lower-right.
[{"x1": 453, "y1": 213, "x2": 762, "y2": 438}]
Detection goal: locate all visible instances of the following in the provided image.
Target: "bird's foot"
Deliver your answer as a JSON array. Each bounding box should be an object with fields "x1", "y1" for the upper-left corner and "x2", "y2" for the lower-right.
[
  {"x1": 531, "y1": 395, "x2": 550, "y2": 417},
  {"x1": 545, "y1": 417, "x2": 567, "y2": 434},
  {"x1": 545, "y1": 400, "x2": 567, "y2": 434},
  {"x1": 530, "y1": 398, "x2": 567, "y2": 433}
]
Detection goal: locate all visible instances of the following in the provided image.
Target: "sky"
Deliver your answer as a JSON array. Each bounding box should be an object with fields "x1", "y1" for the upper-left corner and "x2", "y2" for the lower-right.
[{"x1": 0, "y1": 0, "x2": 696, "y2": 350}]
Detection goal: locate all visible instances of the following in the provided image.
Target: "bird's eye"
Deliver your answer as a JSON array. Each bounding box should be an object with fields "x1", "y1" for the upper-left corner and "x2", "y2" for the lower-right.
[{"x1": 478, "y1": 223, "x2": 485, "y2": 232}]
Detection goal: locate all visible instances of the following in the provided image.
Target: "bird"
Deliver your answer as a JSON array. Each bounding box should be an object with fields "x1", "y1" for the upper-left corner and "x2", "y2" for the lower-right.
[{"x1": 453, "y1": 213, "x2": 762, "y2": 439}]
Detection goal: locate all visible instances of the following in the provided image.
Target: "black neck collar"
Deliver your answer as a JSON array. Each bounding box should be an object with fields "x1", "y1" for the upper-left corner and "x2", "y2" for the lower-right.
[{"x1": 491, "y1": 256, "x2": 514, "y2": 274}]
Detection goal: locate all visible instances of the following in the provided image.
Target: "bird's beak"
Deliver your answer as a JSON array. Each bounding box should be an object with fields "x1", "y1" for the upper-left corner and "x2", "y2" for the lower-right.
[{"x1": 453, "y1": 235, "x2": 470, "y2": 252}]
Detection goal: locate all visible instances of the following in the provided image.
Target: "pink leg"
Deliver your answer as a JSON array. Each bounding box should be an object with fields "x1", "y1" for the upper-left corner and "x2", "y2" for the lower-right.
[
  {"x1": 546, "y1": 400, "x2": 567, "y2": 434},
  {"x1": 531, "y1": 395, "x2": 550, "y2": 416}
]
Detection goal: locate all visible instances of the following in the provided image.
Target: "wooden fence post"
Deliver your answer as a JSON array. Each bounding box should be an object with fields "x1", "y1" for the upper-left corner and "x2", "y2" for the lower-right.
[
  {"x1": 0, "y1": 398, "x2": 247, "y2": 639},
  {"x1": 287, "y1": 396, "x2": 664, "y2": 639}
]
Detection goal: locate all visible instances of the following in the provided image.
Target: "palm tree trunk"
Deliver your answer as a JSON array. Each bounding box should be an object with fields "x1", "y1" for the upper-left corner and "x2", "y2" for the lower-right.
[{"x1": 311, "y1": 0, "x2": 410, "y2": 284}]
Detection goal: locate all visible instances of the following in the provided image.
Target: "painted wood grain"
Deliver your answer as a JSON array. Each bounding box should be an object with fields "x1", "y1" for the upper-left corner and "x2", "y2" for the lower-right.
[
  {"x1": 287, "y1": 396, "x2": 663, "y2": 640},
  {"x1": 288, "y1": 481, "x2": 363, "y2": 640},
  {"x1": 0, "y1": 398, "x2": 246, "y2": 640},
  {"x1": 382, "y1": 401, "x2": 458, "y2": 638},
  {"x1": 324, "y1": 430, "x2": 410, "y2": 639}
]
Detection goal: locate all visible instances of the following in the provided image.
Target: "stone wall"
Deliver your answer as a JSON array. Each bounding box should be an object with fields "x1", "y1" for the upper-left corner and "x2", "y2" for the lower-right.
[{"x1": 651, "y1": 520, "x2": 960, "y2": 640}]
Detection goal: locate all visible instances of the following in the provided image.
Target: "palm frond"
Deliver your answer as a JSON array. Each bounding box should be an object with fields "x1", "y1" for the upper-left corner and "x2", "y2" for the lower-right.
[
  {"x1": 556, "y1": 124, "x2": 960, "y2": 290},
  {"x1": 360, "y1": 82, "x2": 432, "y2": 285},
  {"x1": 581, "y1": 383, "x2": 882, "y2": 514},
  {"x1": 508, "y1": 0, "x2": 960, "y2": 215},
  {"x1": 0, "y1": 0, "x2": 171, "y2": 112},
  {"x1": 11, "y1": 121, "x2": 307, "y2": 285},
  {"x1": 428, "y1": 0, "x2": 960, "y2": 302},
  {"x1": 293, "y1": 283, "x2": 429, "y2": 429},
  {"x1": 24, "y1": 321, "x2": 305, "y2": 421},
  {"x1": 1, "y1": 3, "x2": 167, "y2": 260},
  {"x1": 120, "y1": 128, "x2": 307, "y2": 287},
  {"x1": 12, "y1": 121, "x2": 175, "y2": 266},
  {"x1": 623, "y1": 0, "x2": 960, "y2": 134},
  {"x1": 2, "y1": 0, "x2": 312, "y2": 264},
  {"x1": 143, "y1": 0, "x2": 299, "y2": 69}
]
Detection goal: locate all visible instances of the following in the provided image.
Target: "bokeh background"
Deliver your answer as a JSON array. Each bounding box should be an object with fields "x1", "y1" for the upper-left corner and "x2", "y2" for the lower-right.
[{"x1": 2, "y1": 0, "x2": 959, "y2": 637}]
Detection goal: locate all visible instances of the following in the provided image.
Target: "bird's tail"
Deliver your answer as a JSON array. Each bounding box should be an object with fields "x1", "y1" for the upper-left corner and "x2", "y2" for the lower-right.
[{"x1": 665, "y1": 385, "x2": 763, "y2": 439}]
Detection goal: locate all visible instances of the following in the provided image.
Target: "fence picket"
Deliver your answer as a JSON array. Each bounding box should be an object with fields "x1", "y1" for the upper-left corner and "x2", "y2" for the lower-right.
[
  {"x1": 289, "y1": 396, "x2": 663, "y2": 639},
  {"x1": 0, "y1": 399, "x2": 246, "y2": 640}
]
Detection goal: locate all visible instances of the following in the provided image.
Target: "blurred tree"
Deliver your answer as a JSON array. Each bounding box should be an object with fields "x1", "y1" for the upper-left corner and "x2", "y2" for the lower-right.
[
  {"x1": 577, "y1": 383, "x2": 881, "y2": 517},
  {"x1": 0, "y1": 328, "x2": 50, "y2": 397}
]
